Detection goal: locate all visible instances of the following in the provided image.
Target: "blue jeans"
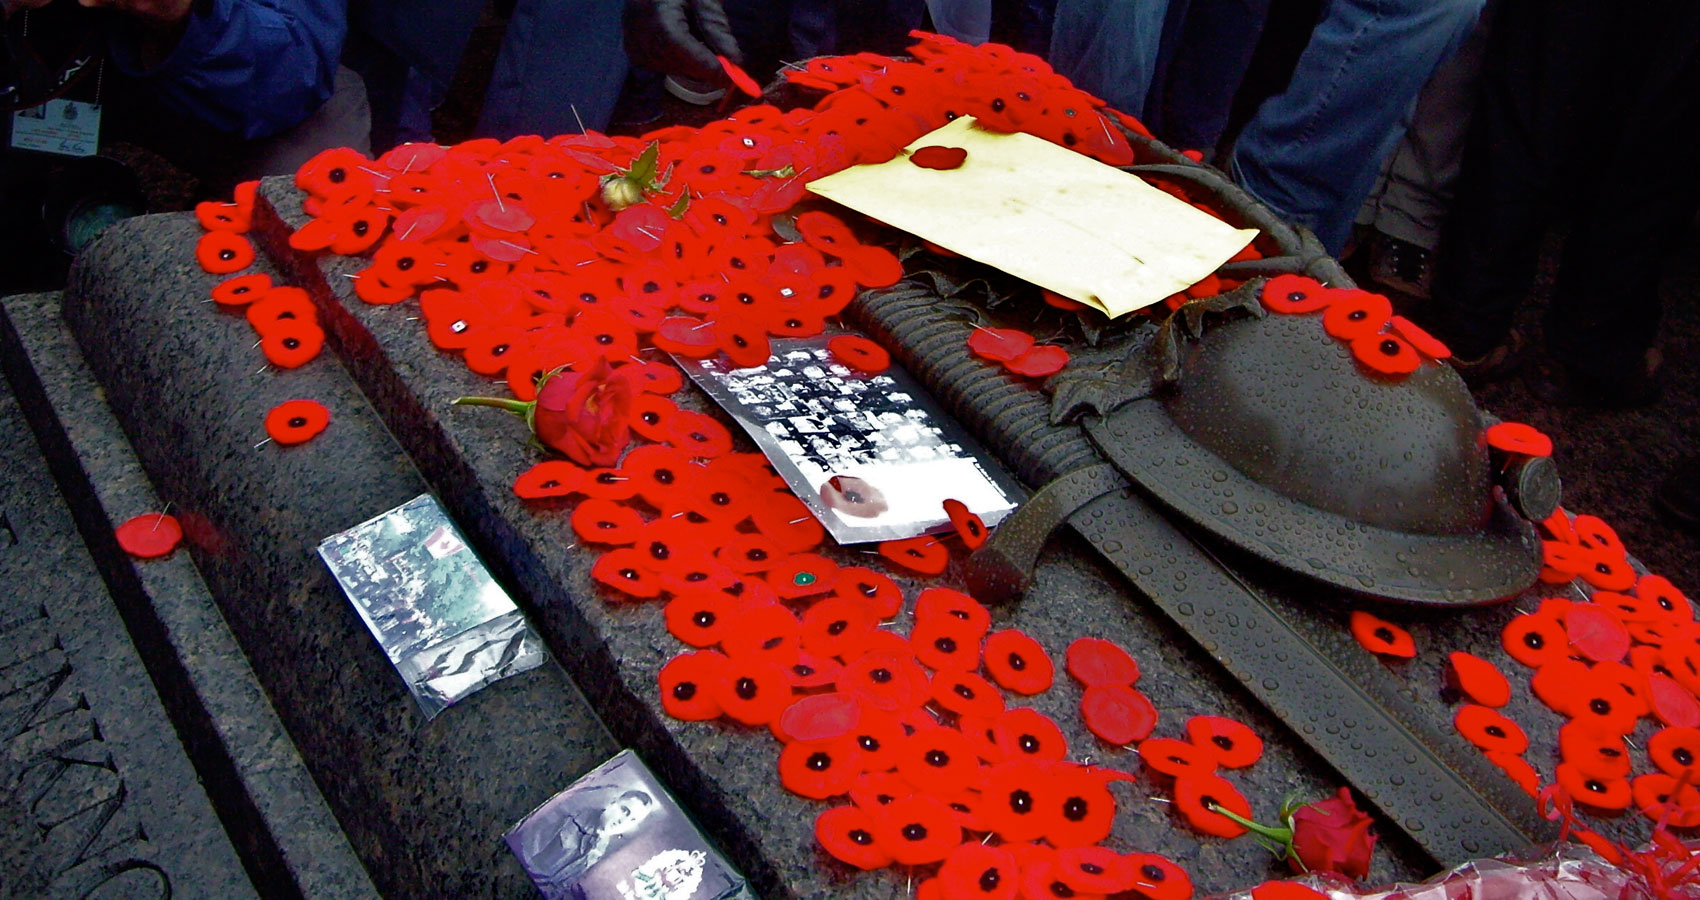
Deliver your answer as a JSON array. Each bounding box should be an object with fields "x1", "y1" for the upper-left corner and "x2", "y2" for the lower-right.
[
  {"x1": 1048, "y1": 0, "x2": 1169, "y2": 117},
  {"x1": 1229, "y1": 0, "x2": 1485, "y2": 255}
]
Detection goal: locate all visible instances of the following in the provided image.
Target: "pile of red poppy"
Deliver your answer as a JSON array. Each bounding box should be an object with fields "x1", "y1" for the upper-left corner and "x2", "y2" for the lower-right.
[
  {"x1": 1259, "y1": 275, "x2": 1450, "y2": 377},
  {"x1": 183, "y1": 27, "x2": 1700, "y2": 900}
]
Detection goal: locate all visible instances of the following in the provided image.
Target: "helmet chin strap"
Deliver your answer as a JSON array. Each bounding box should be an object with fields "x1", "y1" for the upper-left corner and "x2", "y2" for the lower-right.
[{"x1": 966, "y1": 463, "x2": 1123, "y2": 603}]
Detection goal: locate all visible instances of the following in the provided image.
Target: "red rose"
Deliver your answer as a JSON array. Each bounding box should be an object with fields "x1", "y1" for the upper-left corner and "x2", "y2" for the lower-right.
[
  {"x1": 532, "y1": 360, "x2": 635, "y2": 468},
  {"x1": 452, "y1": 359, "x2": 636, "y2": 468},
  {"x1": 1287, "y1": 788, "x2": 1376, "y2": 880}
]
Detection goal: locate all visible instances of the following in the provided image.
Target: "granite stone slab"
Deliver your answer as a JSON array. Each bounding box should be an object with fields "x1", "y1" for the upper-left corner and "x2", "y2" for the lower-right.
[
  {"x1": 0, "y1": 366, "x2": 254, "y2": 899},
  {"x1": 56, "y1": 218, "x2": 622, "y2": 900},
  {"x1": 245, "y1": 179, "x2": 1440, "y2": 896},
  {"x1": 0, "y1": 290, "x2": 377, "y2": 900}
]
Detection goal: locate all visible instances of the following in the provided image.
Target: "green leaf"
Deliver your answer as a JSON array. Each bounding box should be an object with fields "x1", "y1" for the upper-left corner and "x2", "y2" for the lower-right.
[
  {"x1": 666, "y1": 187, "x2": 692, "y2": 219},
  {"x1": 629, "y1": 141, "x2": 660, "y2": 185}
]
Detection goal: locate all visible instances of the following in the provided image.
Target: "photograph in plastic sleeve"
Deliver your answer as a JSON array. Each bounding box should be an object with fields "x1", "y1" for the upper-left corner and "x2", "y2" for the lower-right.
[
  {"x1": 506, "y1": 750, "x2": 749, "y2": 900},
  {"x1": 318, "y1": 493, "x2": 544, "y2": 718},
  {"x1": 677, "y1": 335, "x2": 1025, "y2": 544}
]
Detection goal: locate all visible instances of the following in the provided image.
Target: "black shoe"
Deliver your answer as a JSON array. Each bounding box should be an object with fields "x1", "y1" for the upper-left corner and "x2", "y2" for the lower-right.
[
  {"x1": 1365, "y1": 232, "x2": 1435, "y2": 300},
  {"x1": 1656, "y1": 454, "x2": 1700, "y2": 531}
]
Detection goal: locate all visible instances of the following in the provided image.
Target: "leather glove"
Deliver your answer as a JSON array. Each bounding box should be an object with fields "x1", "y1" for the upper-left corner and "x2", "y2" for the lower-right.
[{"x1": 624, "y1": 0, "x2": 742, "y2": 86}]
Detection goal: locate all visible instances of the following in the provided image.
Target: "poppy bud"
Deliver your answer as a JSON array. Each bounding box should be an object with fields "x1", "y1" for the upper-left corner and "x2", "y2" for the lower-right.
[{"x1": 602, "y1": 176, "x2": 647, "y2": 211}]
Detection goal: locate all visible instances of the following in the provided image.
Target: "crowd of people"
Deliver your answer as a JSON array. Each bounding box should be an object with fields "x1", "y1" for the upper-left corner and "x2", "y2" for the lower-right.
[{"x1": 6, "y1": 0, "x2": 1697, "y2": 521}]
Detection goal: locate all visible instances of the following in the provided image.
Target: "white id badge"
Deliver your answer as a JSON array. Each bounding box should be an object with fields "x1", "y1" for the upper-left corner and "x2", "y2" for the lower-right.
[{"x1": 11, "y1": 99, "x2": 102, "y2": 157}]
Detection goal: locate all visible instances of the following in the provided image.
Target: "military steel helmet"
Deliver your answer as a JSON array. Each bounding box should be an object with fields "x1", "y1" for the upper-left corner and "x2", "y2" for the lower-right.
[{"x1": 1083, "y1": 276, "x2": 1553, "y2": 605}]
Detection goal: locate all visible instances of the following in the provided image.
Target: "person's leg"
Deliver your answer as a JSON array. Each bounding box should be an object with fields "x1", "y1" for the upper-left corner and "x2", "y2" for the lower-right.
[
  {"x1": 477, "y1": 0, "x2": 629, "y2": 138},
  {"x1": 1547, "y1": 0, "x2": 1700, "y2": 391},
  {"x1": 1228, "y1": 0, "x2": 1485, "y2": 254},
  {"x1": 1423, "y1": 0, "x2": 1604, "y2": 361},
  {"x1": 1047, "y1": 0, "x2": 1169, "y2": 117},
  {"x1": 1147, "y1": 0, "x2": 1273, "y2": 151}
]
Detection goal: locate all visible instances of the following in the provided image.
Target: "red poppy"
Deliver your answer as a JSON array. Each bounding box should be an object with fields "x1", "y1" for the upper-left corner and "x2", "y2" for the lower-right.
[
  {"x1": 716, "y1": 532, "x2": 783, "y2": 574},
  {"x1": 1558, "y1": 721, "x2": 1631, "y2": 780},
  {"x1": 590, "y1": 547, "x2": 663, "y2": 599},
  {"x1": 196, "y1": 230, "x2": 255, "y2": 274},
  {"x1": 895, "y1": 725, "x2": 984, "y2": 796},
  {"x1": 1445, "y1": 652, "x2": 1511, "y2": 708},
  {"x1": 1566, "y1": 604, "x2": 1630, "y2": 662},
  {"x1": 1065, "y1": 637, "x2": 1140, "y2": 686},
  {"x1": 1484, "y1": 422, "x2": 1552, "y2": 458},
  {"x1": 930, "y1": 670, "x2": 1006, "y2": 719},
  {"x1": 1555, "y1": 762, "x2": 1631, "y2": 811},
  {"x1": 870, "y1": 795, "x2": 963, "y2": 866},
  {"x1": 840, "y1": 650, "x2": 931, "y2": 713},
  {"x1": 1042, "y1": 766, "x2": 1116, "y2": 848},
  {"x1": 247, "y1": 286, "x2": 317, "y2": 333},
  {"x1": 1171, "y1": 774, "x2": 1251, "y2": 838},
  {"x1": 750, "y1": 493, "x2": 826, "y2": 553},
  {"x1": 1484, "y1": 750, "x2": 1540, "y2": 796},
  {"x1": 775, "y1": 693, "x2": 860, "y2": 745},
  {"x1": 1046, "y1": 846, "x2": 1130, "y2": 896},
  {"x1": 1122, "y1": 852, "x2": 1192, "y2": 900},
  {"x1": 967, "y1": 327, "x2": 1036, "y2": 363},
  {"x1": 828, "y1": 335, "x2": 892, "y2": 374},
  {"x1": 910, "y1": 145, "x2": 969, "y2": 170},
  {"x1": 211, "y1": 273, "x2": 273, "y2": 306},
  {"x1": 664, "y1": 591, "x2": 730, "y2": 647},
  {"x1": 800, "y1": 596, "x2": 877, "y2": 659},
  {"x1": 653, "y1": 315, "x2": 720, "y2": 358},
  {"x1": 879, "y1": 535, "x2": 949, "y2": 575},
  {"x1": 1571, "y1": 665, "x2": 1648, "y2": 735},
  {"x1": 720, "y1": 602, "x2": 802, "y2": 666},
  {"x1": 1260, "y1": 274, "x2": 1335, "y2": 314},
  {"x1": 327, "y1": 206, "x2": 391, "y2": 255},
  {"x1": 769, "y1": 552, "x2": 841, "y2": 600},
  {"x1": 780, "y1": 735, "x2": 866, "y2": 799},
  {"x1": 115, "y1": 512, "x2": 183, "y2": 559},
  {"x1": 1349, "y1": 610, "x2": 1416, "y2": 658},
  {"x1": 1632, "y1": 773, "x2": 1700, "y2": 828},
  {"x1": 1186, "y1": 715, "x2": 1263, "y2": 769},
  {"x1": 570, "y1": 497, "x2": 644, "y2": 545},
  {"x1": 658, "y1": 650, "x2": 728, "y2": 720},
  {"x1": 1138, "y1": 738, "x2": 1215, "y2": 778},
  {"x1": 1250, "y1": 883, "x2": 1331, "y2": 900},
  {"x1": 715, "y1": 314, "x2": 774, "y2": 369},
  {"x1": 940, "y1": 498, "x2": 990, "y2": 550},
  {"x1": 1388, "y1": 315, "x2": 1450, "y2": 359},
  {"x1": 851, "y1": 770, "x2": 915, "y2": 810},
  {"x1": 620, "y1": 444, "x2": 695, "y2": 507},
  {"x1": 991, "y1": 708, "x2": 1067, "y2": 762},
  {"x1": 1020, "y1": 859, "x2": 1106, "y2": 900},
  {"x1": 847, "y1": 704, "x2": 908, "y2": 773},
  {"x1": 938, "y1": 842, "x2": 1019, "y2": 900},
  {"x1": 1529, "y1": 657, "x2": 1592, "y2": 716},
  {"x1": 1005, "y1": 345, "x2": 1070, "y2": 378},
  {"x1": 257, "y1": 318, "x2": 325, "y2": 369},
  {"x1": 833, "y1": 566, "x2": 903, "y2": 619},
  {"x1": 1579, "y1": 550, "x2": 1637, "y2": 593},
  {"x1": 711, "y1": 654, "x2": 794, "y2": 725},
  {"x1": 263, "y1": 399, "x2": 330, "y2": 445},
  {"x1": 978, "y1": 761, "x2": 1059, "y2": 842},
  {"x1": 513, "y1": 460, "x2": 585, "y2": 499},
  {"x1": 982, "y1": 630, "x2": 1054, "y2": 695},
  {"x1": 1638, "y1": 574, "x2": 1694, "y2": 623},
  {"x1": 196, "y1": 199, "x2": 251, "y2": 233},
  {"x1": 1501, "y1": 613, "x2": 1570, "y2": 668},
  {"x1": 815, "y1": 805, "x2": 894, "y2": 870},
  {"x1": 1648, "y1": 726, "x2": 1700, "y2": 780},
  {"x1": 1648, "y1": 673, "x2": 1700, "y2": 728},
  {"x1": 1453, "y1": 704, "x2": 1528, "y2": 754},
  {"x1": 666, "y1": 410, "x2": 735, "y2": 458},
  {"x1": 1080, "y1": 684, "x2": 1157, "y2": 745},
  {"x1": 1321, "y1": 291, "x2": 1392, "y2": 342},
  {"x1": 1349, "y1": 333, "x2": 1421, "y2": 376},
  {"x1": 912, "y1": 618, "x2": 983, "y2": 672}
]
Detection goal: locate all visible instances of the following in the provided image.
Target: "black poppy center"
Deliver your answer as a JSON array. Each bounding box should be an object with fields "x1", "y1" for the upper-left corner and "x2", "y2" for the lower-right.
[
  {"x1": 926, "y1": 749, "x2": 950, "y2": 767},
  {"x1": 901, "y1": 823, "x2": 926, "y2": 840},
  {"x1": 980, "y1": 869, "x2": 1002, "y2": 892},
  {"x1": 219, "y1": 249, "x2": 236, "y2": 260},
  {"x1": 282, "y1": 337, "x2": 301, "y2": 350},
  {"x1": 828, "y1": 620, "x2": 849, "y2": 636},
  {"x1": 935, "y1": 636, "x2": 957, "y2": 654},
  {"x1": 849, "y1": 829, "x2": 872, "y2": 845},
  {"x1": 1063, "y1": 797, "x2": 1088, "y2": 821},
  {"x1": 352, "y1": 220, "x2": 369, "y2": 236},
  {"x1": 1485, "y1": 725, "x2": 1505, "y2": 738},
  {"x1": 807, "y1": 752, "x2": 832, "y2": 771},
  {"x1": 673, "y1": 682, "x2": 696, "y2": 700},
  {"x1": 869, "y1": 668, "x2": 893, "y2": 684},
  {"x1": 859, "y1": 735, "x2": 880, "y2": 752},
  {"x1": 1589, "y1": 698, "x2": 1611, "y2": 715},
  {"x1": 1007, "y1": 653, "x2": 1027, "y2": 671},
  {"x1": 953, "y1": 683, "x2": 976, "y2": 700},
  {"x1": 328, "y1": 167, "x2": 346, "y2": 183},
  {"x1": 735, "y1": 677, "x2": 757, "y2": 700},
  {"x1": 1677, "y1": 748, "x2": 1695, "y2": 766},
  {"x1": 1524, "y1": 632, "x2": 1545, "y2": 649},
  {"x1": 1142, "y1": 864, "x2": 1166, "y2": 881},
  {"x1": 288, "y1": 416, "x2": 307, "y2": 428},
  {"x1": 470, "y1": 260, "x2": 488, "y2": 273},
  {"x1": 693, "y1": 611, "x2": 715, "y2": 628},
  {"x1": 1009, "y1": 789, "x2": 1032, "y2": 813},
  {"x1": 1019, "y1": 734, "x2": 1040, "y2": 753}
]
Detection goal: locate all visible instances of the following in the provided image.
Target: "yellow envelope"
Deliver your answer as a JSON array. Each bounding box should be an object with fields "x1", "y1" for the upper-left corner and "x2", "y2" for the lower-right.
[{"x1": 806, "y1": 116, "x2": 1258, "y2": 317}]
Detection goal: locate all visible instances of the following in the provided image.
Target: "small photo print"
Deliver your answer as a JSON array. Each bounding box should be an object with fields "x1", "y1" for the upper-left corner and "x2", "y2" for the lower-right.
[{"x1": 506, "y1": 751, "x2": 746, "y2": 900}]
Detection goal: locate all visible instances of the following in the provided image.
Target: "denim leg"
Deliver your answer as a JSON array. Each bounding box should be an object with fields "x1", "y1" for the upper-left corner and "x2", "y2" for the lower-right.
[
  {"x1": 1230, "y1": 0, "x2": 1485, "y2": 254},
  {"x1": 1148, "y1": 0, "x2": 1273, "y2": 150},
  {"x1": 1048, "y1": 0, "x2": 1170, "y2": 117},
  {"x1": 477, "y1": 0, "x2": 629, "y2": 139}
]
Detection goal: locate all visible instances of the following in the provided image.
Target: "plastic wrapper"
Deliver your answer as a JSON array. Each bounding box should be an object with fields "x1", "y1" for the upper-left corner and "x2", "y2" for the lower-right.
[
  {"x1": 1209, "y1": 843, "x2": 1700, "y2": 900},
  {"x1": 318, "y1": 493, "x2": 545, "y2": 718}
]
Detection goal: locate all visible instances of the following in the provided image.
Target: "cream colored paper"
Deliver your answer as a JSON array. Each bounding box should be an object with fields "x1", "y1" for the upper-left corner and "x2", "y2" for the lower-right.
[{"x1": 807, "y1": 116, "x2": 1258, "y2": 317}]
